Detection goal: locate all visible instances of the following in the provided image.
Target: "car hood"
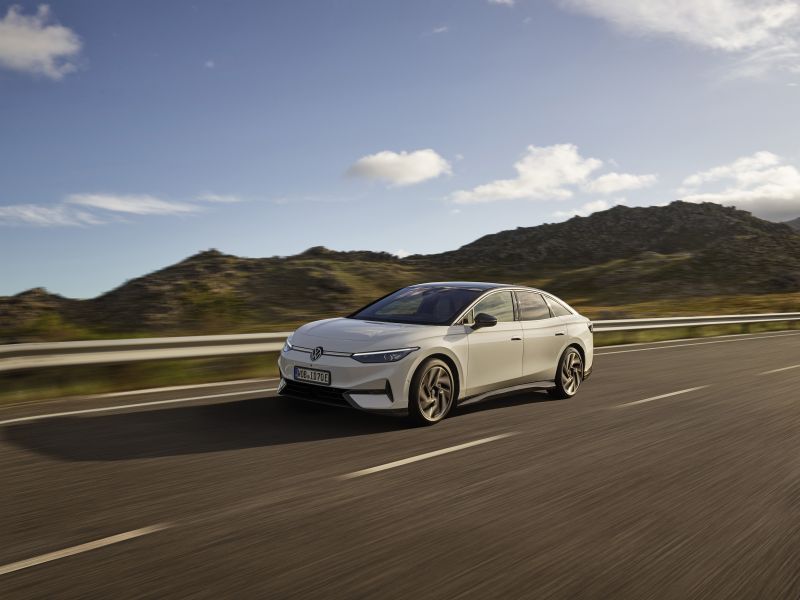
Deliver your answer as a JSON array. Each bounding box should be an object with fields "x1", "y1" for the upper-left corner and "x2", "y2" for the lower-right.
[{"x1": 291, "y1": 317, "x2": 445, "y2": 353}]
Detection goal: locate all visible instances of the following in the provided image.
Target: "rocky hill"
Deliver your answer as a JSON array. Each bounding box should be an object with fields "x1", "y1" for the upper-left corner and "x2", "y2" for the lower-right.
[
  {"x1": 424, "y1": 202, "x2": 800, "y2": 300},
  {"x1": 2, "y1": 201, "x2": 799, "y2": 340},
  {"x1": 787, "y1": 217, "x2": 800, "y2": 231}
]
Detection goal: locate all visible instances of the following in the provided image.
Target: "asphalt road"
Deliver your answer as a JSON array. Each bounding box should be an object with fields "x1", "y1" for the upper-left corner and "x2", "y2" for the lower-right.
[{"x1": 1, "y1": 331, "x2": 800, "y2": 599}]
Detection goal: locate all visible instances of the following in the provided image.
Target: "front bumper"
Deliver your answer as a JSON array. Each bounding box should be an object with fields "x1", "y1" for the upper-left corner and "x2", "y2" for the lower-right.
[
  {"x1": 278, "y1": 379, "x2": 406, "y2": 415},
  {"x1": 277, "y1": 349, "x2": 414, "y2": 414}
]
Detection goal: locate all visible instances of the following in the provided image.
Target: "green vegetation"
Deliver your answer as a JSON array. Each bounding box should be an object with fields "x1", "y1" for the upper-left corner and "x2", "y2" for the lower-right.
[{"x1": 577, "y1": 291, "x2": 800, "y2": 320}]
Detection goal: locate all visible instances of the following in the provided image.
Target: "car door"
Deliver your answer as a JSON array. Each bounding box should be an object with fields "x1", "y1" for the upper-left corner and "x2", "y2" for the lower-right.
[
  {"x1": 515, "y1": 291, "x2": 567, "y2": 381},
  {"x1": 465, "y1": 290, "x2": 523, "y2": 395}
]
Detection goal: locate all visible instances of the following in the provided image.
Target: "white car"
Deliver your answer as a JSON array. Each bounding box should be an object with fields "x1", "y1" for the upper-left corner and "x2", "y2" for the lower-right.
[{"x1": 278, "y1": 282, "x2": 593, "y2": 425}]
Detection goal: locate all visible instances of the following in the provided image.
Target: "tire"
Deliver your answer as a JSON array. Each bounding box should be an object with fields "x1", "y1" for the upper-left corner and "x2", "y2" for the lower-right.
[
  {"x1": 408, "y1": 358, "x2": 455, "y2": 425},
  {"x1": 548, "y1": 347, "x2": 584, "y2": 399}
]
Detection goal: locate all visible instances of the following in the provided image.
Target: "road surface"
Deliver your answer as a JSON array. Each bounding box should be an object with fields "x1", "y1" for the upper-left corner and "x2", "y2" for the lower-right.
[{"x1": 1, "y1": 331, "x2": 799, "y2": 599}]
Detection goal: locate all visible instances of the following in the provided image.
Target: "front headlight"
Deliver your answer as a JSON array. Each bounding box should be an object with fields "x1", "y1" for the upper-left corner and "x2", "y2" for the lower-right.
[
  {"x1": 351, "y1": 347, "x2": 419, "y2": 364},
  {"x1": 282, "y1": 336, "x2": 294, "y2": 353}
]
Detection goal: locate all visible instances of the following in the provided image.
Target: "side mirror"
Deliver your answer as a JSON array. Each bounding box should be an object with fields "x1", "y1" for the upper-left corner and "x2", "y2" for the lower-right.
[{"x1": 473, "y1": 312, "x2": 498, "y2": 330}]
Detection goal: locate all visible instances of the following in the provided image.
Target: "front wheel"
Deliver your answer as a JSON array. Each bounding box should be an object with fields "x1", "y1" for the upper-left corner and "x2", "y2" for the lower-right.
[
  {"x1": 408, "y1": 358, "x2": 455, "y2": 425},
  {"x1": 548, "y1": 347, "x2": 583, "y2": 399}
]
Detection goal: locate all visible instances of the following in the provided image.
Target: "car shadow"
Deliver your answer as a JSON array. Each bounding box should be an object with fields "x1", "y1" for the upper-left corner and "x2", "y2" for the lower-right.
[
  {"x1": 3, "y1": 390, "x2": 556, "y2": 462},
  {"x1": 457, "y1": 389, "x2": 559, "y2": 416}
]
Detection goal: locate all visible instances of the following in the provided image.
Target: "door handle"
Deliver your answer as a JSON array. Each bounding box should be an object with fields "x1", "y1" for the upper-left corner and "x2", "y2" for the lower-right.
[
  {"x1": 511, "y1": 336, "x2": 522, "y2": 341},
  {"x1": 555, "y1": 332, "x2": 565, "y2": 336}
]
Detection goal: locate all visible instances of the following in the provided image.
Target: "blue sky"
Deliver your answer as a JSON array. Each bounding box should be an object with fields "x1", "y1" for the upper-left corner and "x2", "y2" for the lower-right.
[{"x1": 2, "y1": 0, "x2": 800, "y2": 297}]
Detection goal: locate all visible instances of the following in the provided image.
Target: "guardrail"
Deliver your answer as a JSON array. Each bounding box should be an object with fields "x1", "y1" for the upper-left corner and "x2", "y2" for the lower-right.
[
  {"x1": 0, "y1": 333, "x2": 291, "y2": 373},
  {"x1": 1, "y1": 313, "x2": 798, "y2": 373},
  {"x1": 591, "y1": 312, "x2": 800, "y2": 332}
]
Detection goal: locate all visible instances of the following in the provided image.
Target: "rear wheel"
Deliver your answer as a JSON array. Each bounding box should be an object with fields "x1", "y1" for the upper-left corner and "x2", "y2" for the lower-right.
[
  {"x1": 409, "y1": 358, "x2": 454, "y2": 425},
  {"x1": 548, "y1": 347, "x2": 583, "y2": 399}
]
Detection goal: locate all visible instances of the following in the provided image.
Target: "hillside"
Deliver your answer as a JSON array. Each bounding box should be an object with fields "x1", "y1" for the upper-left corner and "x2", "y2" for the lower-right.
[
  {"x1": 423, "y1": 202, "x2": 800, "y2": 300},
  {"x1": 787, "y1": 217, "x2": 800, "y2": 231},
  {"x1": 2, "y1": 201, "x2": 799, "y2": 341}
]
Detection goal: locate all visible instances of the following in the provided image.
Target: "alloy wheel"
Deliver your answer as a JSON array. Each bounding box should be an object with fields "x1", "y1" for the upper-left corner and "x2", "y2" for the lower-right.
[
  {"x1": 561, "y1": 351, "x2": 583, "y2": 396},
  {"x1": 418, "y1": 365, "x2": 453, "y2": 421}
]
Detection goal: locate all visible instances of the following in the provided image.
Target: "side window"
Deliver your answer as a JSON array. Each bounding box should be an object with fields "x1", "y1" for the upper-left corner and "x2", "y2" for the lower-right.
[
  {"x1": 472, "y1": 291, "x2": 515, "y2": 323},
  {"x1": 517, "y1": 291, "x2": 551, "y2": 321},
  {"x1": 545, "y1": 296, "x2": 572, "y2": 317}
]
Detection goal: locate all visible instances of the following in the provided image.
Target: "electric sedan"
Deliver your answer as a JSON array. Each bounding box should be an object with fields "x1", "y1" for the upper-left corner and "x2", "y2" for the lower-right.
[{"x1": 278, "y1": 282, "x2": 593, "y2": 425}]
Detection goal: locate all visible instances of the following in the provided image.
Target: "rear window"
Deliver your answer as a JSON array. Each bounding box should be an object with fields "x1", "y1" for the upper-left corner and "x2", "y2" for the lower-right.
[{"x1": 544, "y1": 296, "x2": 573, "y2": 317}]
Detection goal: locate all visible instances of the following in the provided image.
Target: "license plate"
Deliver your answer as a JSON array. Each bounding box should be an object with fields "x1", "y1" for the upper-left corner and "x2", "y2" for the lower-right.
[{"x1": 294, "y1": 366, "x2": 331, "y2": 386}]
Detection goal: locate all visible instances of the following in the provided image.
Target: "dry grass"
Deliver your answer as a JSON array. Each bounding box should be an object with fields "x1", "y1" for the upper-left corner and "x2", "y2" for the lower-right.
[{"x1": 574, "y1": 292, "x2": 800, "y2": 320}]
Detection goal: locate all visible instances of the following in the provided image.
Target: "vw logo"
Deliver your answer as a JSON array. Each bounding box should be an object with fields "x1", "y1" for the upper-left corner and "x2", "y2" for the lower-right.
[{"x1": 310, "y1": 346, "x2": 324, "y2": 361}]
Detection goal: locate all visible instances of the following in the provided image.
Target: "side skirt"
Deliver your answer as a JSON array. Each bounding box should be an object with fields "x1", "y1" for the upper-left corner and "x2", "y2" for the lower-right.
[{"x1": 457, "y1": 380, "x2": 556, "y2": 408}]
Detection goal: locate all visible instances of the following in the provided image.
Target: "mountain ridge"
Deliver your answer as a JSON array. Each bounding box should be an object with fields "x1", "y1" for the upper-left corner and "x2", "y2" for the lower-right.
[{"x1": 3, "y1": 201, "x2": 799, "y2": 340}]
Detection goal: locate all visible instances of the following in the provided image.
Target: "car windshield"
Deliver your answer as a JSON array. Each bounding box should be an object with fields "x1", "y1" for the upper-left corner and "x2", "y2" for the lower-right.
[{"x1": 348, "y1": 286, "x2": 485, "y2": 326}]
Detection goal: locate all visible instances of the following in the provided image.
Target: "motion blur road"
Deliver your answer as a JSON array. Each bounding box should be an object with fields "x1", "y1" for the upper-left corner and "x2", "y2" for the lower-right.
[{"x1": 1, "y1": 331, "x2": 799, "y2": 599}]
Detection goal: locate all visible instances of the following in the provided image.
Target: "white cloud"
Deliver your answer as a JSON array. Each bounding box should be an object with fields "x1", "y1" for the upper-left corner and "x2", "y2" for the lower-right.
[
  {"x1": 393, "y1": 249, "x2": 412, "y2": 258},
  {"x1": 347, "y1": 149, "x2": 452, "y2": 186},
  {"x1": 0, "y1": 5, "x2": 82, "y2": 80},
  {"x1": 682, "y1": 151, "x2": 780, "y2": 187},
  {"x1": 557, "y1": 0, "x2": 800, "y2": 75},
  {"x1": 450, "y1": 144, "x2": 657, "y2": 205},
  {"x1": 66, "y1": 194, "x2": 199, "y2": 215},
  {"x1": 0, "y1": 191, "x2": 237, "y2": 228},
  {"x1": 0, "y1": 204, "x2": 101, "y2": 227},
  {"x1": 558, "y1": 0, "x2": 798, "y2": 51},
  {"x1": 204, "y1": 59, "x2": 215, "y2": 69},
  {"x1": 680, "y1": 151, "x2": 800, "y2": 220},
  {"x1": 583, "y1": 171, "x2": 657, "y2": 194},
  {"x1": 554, "y1": 199, "x2": 611, "y2": 218},
  {"x1": 450, "y1": 144, "x2": 603, "y2": 204},
  {"x1": 489, "y1": 0, "x2": 515, "y2": 6},
  {"x1": 197, "y1": 193, "x2": 242, "y2": 203},
  {"x1": 431, "y1": 25, "x2": 449, "y2": 34},
  {"x1": 554, "y1": 198, "x2": 629, "y2": 218}
]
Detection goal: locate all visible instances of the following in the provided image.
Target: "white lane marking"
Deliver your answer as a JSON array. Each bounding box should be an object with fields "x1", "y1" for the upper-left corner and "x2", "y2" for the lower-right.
[
  {"x1": 760, "y1": 364, "x2": 800, "y2": 375},
  {"x1": 338, "y1": 433, "x2": 518, "y2": 480},
  {"x1": 94, "y1": 377, "x2": 279, "y2": 398},
  {"x1": 616, "y1": 386, "x2": 709, "y2": 408},
  {"x1": 0, "y1": 523, "x2": 171, "y2": 577},
  {"x1": 596, "y1": 332, "x2": 800, "y2": 356},
  {"x1": 0, "y1": 388, "x2": 278, "y2": 426}
]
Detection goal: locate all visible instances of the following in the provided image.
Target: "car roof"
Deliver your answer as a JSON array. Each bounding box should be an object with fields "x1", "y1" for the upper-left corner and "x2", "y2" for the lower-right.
[{"x1": 411, "y1": 281, "x2": 527, "y2": 291}]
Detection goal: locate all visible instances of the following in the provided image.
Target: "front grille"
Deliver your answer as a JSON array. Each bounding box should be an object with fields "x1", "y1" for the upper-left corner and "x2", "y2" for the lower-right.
[{"x1": 280, "y1": 379, "x2": 351, "y2": 408}]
